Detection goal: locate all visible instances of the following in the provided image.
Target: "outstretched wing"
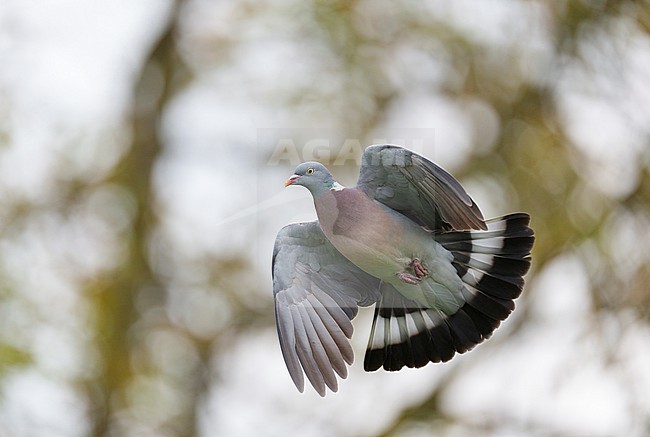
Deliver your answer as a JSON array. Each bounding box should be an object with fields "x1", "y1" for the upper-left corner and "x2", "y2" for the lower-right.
[
  {"x1": 272, "y1": 221, "x2": 381, "y2": 396},
  {"x1": 356, "y1": 144, "x2": 486, "y2": 231}
]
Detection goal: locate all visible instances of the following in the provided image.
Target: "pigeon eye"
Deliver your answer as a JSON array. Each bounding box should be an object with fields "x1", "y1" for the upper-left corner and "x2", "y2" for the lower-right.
[{"x1": 306, "y1": 168, "x2": 314, "y2": 175}]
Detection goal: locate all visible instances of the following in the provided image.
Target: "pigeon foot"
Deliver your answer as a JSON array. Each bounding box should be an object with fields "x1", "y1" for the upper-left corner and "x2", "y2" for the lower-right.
[
  {"x1": 397, "y1": 272, "x2": 422, "y2": 285},
  {"x1": 411, "y1": 258, "x2": 429, "y2": 278}
]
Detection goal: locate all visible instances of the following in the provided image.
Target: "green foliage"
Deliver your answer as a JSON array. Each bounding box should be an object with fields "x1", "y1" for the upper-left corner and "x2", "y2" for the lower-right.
[{"x1": 0, "y1": 345, "x2": 31, "y2": 377}]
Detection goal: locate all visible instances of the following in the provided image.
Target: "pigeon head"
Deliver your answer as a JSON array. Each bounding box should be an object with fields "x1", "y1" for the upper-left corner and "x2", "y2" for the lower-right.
[{"x1": 284, "y1": 162, "x2": 336, "y2": 195}]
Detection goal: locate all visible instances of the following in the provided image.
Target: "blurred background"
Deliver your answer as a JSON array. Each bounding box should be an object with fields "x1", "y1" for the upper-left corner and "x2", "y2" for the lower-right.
[{"x1": 1, "y1": 0, "x2": 650, "y2": 436}]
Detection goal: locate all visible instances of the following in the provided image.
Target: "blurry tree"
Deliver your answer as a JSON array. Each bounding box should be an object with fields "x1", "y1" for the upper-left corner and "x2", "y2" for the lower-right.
[{"x1": 87, "y1": 2, "x2": 187, "y2": 434}]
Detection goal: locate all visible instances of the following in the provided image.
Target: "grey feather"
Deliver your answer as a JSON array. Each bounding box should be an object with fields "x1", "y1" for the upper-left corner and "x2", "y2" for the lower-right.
[
  {"x1": 272, "y1": 221, "x2": 381, "y2": 396},
  {"x1": 297, "y1": 304, "x2": 338, "y2": 392},
  {"x1": 357, "y1": 144, "x2": 486, "y2": 231},
  {"x1": 274, "y1": 297, "x2": 304, "y2": 392},
  {"x1": 291, "y1": 306, "x2": 325, "y2": 395},
  {"x1": 303, "y1": 298, "x2": 349, "y2": 378},
  {"x1": 307, "y1": 293, "x2": 355, "y2": 365}
]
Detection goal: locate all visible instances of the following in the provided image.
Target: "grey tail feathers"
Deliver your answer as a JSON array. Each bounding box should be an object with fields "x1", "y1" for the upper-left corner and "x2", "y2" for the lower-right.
[{"x1": 364, "y1": 213, "x2": 534, "y2": 372}]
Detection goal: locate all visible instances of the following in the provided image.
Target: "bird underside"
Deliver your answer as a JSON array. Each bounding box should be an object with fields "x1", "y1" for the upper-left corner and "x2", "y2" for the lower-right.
[
  {"x1": 396, "y1": 258, "x2": 429, "y2": 285},
  {"x1": 364, "y1": 213, "x2": 535, "y2": 374}
]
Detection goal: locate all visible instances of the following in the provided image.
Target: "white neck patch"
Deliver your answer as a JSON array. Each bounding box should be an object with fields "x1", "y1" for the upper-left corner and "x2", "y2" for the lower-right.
[{"x1": 331, "y1": 181, "x2": 345, "y2": 191}]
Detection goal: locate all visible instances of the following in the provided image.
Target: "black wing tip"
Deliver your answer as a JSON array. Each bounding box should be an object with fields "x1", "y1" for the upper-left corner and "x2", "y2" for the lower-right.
[
  {"x1": 491, "y1": 212, "x2": 531, "y2": 223},
  {"x1": 364, "y1": 348, "x2": 385, "y2": 372},
  {"x1": 362, "y1": 300, "x2": 506, "y2": 373},
  {"x1": 443, "y1": 211, "x2": 534, "y2": 279}
]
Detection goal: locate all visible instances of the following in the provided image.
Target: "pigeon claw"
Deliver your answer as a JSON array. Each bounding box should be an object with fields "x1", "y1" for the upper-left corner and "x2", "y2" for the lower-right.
[
  {"x1": 397, "y1": 272, "x2": 422, "y2": 285},
  {"x1": 412, "y1": 258, "x2": 429, "y2": 278}
]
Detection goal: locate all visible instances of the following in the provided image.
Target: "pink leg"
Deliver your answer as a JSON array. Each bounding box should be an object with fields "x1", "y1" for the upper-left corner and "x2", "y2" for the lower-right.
[
  {"x1": 396, "y1": 272, "x2": 422, "y2": 285},
  {"x1": 412, "y1": 258, "x2": 429, "y2": 278}
]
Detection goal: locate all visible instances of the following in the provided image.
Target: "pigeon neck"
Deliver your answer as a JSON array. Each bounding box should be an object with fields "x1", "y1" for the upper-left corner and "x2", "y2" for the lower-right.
[{"x1": 310, "y1": 179, "x2": 344, "y2": 197}]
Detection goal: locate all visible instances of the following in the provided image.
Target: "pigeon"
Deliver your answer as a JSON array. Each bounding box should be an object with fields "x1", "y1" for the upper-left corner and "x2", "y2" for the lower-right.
[{"x1": 272, "y1": 144, "x2": 534, "y2": 396}]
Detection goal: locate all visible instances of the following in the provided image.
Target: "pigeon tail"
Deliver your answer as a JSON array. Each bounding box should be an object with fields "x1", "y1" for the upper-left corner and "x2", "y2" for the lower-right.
[{"x1": 364, "y1": 213, "x2": 534, "y2": 372}]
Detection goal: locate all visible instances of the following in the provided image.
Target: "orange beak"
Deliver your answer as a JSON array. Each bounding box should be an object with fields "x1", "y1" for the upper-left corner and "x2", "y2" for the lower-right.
[{"x1": 284, "y1": 175, "x2": 300, "y2": 187}]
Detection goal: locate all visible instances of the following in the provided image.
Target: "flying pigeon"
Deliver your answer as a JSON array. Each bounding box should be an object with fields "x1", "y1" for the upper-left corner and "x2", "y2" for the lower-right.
[{"x1": 272, "y1": 144, "x2": 534, "y2": 396}]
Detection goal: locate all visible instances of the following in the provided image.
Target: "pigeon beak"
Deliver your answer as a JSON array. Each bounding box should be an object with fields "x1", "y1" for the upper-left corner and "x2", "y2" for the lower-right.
[{"x1": 284, "y1": 175, "x2": 300, "y2": 187}]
